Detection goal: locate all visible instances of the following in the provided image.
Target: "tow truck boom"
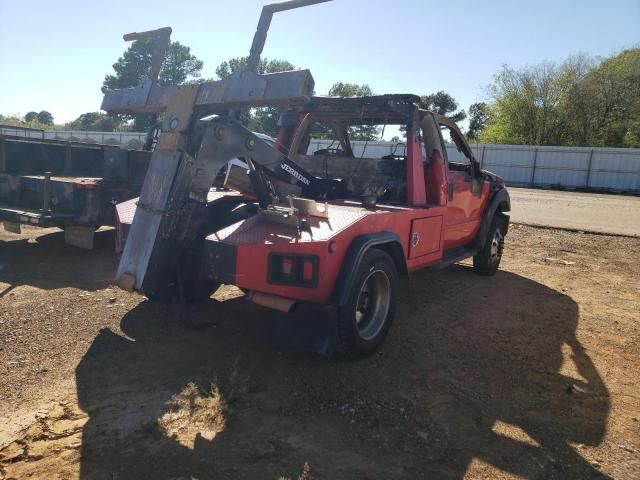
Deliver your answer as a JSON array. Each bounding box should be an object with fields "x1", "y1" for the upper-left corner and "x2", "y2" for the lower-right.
[{"x1": 106, "y1": 0, "x2": 333, "y2": 295}]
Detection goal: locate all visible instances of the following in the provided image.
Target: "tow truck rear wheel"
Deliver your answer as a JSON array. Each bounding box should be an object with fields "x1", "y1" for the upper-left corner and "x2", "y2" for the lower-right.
[
  {"x1": 337, "y1": 249, "x2": 397, "y2": 359},
  {"x1": 473, "y1": 213, "x2": 507, "y2": 276}
]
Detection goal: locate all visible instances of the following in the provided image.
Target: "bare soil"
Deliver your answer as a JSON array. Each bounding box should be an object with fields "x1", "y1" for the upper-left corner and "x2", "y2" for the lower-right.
[{"x1": 0, "y1": 224, "x2": 639, "y2": 479}]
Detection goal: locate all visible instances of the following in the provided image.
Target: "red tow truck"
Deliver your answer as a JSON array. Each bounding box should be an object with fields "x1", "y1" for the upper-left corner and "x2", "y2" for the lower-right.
[{"x1": 108, "y1": 0, "x2": 510, "y2": 357}]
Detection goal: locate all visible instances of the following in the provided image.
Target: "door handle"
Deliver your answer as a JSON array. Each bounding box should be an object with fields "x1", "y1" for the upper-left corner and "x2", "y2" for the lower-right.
[{"x1": 448, "y1": 182, "x2": 454, "y2": 201}]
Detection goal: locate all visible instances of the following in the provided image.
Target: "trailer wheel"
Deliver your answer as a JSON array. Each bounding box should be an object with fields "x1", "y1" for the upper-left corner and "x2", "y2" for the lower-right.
[
  {"x1": 473, "y1": 213, "x2": 507, "y2": 276},
  {"x1": 337, "y1": 249, "x2": 397, "y2": 359},
  {"x1": 181, "y1": 277, "x2": 221, "y2": 303},
  {"x1": 146, "y1": 269, "x2": 220, "y2": 304}
]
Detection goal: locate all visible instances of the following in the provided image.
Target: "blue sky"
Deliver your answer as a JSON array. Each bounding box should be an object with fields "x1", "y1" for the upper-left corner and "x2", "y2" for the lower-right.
[{"x1": 1, "y1": 0, "x2": 638, "y2": 126}]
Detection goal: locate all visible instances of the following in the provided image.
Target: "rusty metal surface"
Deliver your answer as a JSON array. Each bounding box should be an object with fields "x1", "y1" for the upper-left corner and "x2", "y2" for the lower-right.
[
  {"x1": 103, "y1": 70, "x2": 315, "y2": 115},
  {"x1": 115, "y1": 151, "x2": 187, "y2": 290},
  {"x1": 207, "y1": 202, "x2": 372, "y2": 245},
  {"x1": 100, "y1": 79, "x2": 155, "y2": 114},
  {"x1": 247, "y1": 0, "x2": 332, "y2": 71},
  {"x1": 122, "y1": 27, "x2": 172, "y2": 82},
  {"x1": 108, "y1": 0, "x2": 337, "y2": 296},
  {"x1": 116, "y1": 190, "x2": 245, "y2": 227},
  {"x1": 101, "y1": 1, "x2": 328, "y2": 116}
]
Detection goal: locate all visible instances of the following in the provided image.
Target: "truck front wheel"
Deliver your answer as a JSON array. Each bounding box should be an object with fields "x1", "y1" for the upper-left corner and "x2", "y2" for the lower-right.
[
  {"x1": 337, "y1": 249, "x2": 398, "y2": 359},
  {"x1": 473, "y1": 214, "x2": 507, "y2": 276}
]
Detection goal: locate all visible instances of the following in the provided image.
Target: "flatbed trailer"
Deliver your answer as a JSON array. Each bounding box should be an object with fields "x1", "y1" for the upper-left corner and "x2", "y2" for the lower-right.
[{"x1": 0, "y1": 134, "x2": 152, "y2": 247}]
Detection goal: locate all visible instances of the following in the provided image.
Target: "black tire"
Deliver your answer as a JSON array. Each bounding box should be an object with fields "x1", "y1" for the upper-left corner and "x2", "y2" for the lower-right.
[
  {"x1": 147, "y1": 278, "x2": 220, "y2": 304},
  {"x1": 337, "y1": 249, "x2": 398, "y2": 359},
  {"x1": 60, "y1": 225, "x2": 100, "y2": 231},
  {"x1": 183, "y1": 277, "x2": 221, "y2": 303},
  {"x1": 473, "y1": 213, "x2": 507, "y2": 276},
  {"x1": 146, "y1": 261, "x2": 220, "y2": 304}
]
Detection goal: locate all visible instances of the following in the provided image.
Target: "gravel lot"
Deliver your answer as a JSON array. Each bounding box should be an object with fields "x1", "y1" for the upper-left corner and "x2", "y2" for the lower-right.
[
  {"x1": 1, "y1": 223, "x2": 639, "y2": 479},
  {"x1": 509, "y1": 187, "x2": 640, "y2": 236}
]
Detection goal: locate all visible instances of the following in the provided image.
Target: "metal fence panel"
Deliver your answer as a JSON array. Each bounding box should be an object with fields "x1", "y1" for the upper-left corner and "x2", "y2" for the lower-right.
[
  {"x1": 590, "y1": 151, "x2": 640, "y2": 190},
  {"x1": 480, "y1": 146, "x2": 536, "y2": 185},
  {"x1": 305, "y1": 139, "x2": 640, "y2": 193},
  {"x1": 534, "y1": 149, "x2": 589, "y2": 187},
  {"x1": 3, "y1": 129, "x2": 640, "y2": 192}
]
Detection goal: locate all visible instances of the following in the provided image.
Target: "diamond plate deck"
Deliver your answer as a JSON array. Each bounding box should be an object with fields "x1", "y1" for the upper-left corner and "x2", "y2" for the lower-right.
[{"x1": 207, "y1": 202, "x2": 403, "y2": 245}]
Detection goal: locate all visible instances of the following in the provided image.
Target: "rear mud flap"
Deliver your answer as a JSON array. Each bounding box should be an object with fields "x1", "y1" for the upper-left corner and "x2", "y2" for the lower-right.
[
  {"x1": 271, "y1": 304, "x2": 338, "y2": 357},
  {"x1": 2, "y1": 221, "x2": 21, "y2": 234},
  {"x1": 64, "y1": 226, "x2": 95, "y2": 249}
]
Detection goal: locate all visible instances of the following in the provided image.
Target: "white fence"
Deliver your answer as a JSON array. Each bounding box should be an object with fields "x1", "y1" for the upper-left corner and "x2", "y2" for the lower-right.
[
  {"x1": 2, "y1": 126, "x2": 639, "y2": 193},
  {"x1": 309, "y1": 139, "x2": 640, "y2": 193}
]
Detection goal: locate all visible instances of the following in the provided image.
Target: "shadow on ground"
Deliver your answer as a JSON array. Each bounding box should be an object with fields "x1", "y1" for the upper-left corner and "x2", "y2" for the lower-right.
[
  {"x1": 0, "y1": 229, "x2": 116, "y2": 295},
  {"x1": 75, "y1": 265, "x2": 610, "y2": 479}
]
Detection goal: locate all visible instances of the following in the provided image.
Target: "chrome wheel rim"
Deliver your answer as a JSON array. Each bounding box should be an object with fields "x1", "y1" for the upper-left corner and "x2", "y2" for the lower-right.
[
  {"x1": 355, "y1": 270, "x2": 391, "y2": 341},
  {"x1": 490, "y1": 229, "x2": 504, "y2": 263}
]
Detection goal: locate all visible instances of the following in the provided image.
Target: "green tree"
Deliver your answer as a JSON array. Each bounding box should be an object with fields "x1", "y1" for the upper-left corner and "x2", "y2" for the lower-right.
[
  {"x1": 587, "y1": 49, "x2": 640, "y2": 147},
  {"x1": 65, "y1": 112, "x2": 123, "y2": 132},
  {"x1": 24, "y1": 111, "x2": 38, "y2": 123},
  {"x1": 36, "y1": 110, "x2": 54, "y2": 126},
  {"x1": 327, "y1": 82, "x2": 380, "y2": 141},
  {"x1": 555, "y1": 54, "x2": 599, "y2": 146},
  {"x1": 480, "y1": 49, "x2": 640, "y2": 147},
  {"x1": 396, "y1": 90, "x2": 466, "y2": 138},
  {"x1": 1, "y1": 112, "x2": 57, "y2": 130},
  {"x1": 327, "y1": 82, "x2": 371, "y2": 98},
  {"x1": 467, "y1": 102, "x2": 489, "y2": 140},
  {"x1": 102, "y1": 39, "x2": 204, "y2": 131},
  {"x1": 481, "y1": 62, "x2": 568, "y2": 145},
  {"x1": 215, "y1": 57, "x2": 295, "y2": 79},
  {"x1": 417, "y1": 91, "x2": 467, "y2": 122},
  {"x1": 0, "y1": 114, "x2": 26, "y2": 127},
  {"x1": 215, "y1": 57, "x2": 297, "y2": 136}
]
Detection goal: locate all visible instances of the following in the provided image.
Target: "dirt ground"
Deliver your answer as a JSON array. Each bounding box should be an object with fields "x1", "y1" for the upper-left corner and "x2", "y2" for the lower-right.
[{"x1": 0, "y1": 223, "x2": 638, "y2": 479}]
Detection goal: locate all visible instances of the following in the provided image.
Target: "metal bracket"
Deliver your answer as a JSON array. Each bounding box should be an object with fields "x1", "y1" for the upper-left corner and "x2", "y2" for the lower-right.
[
  {"x1": 226, "y1": 70, "x2": 267, "y2": 101},
  {"x1": 122, "y1": 27, "x2": 172, "y2": 82}
]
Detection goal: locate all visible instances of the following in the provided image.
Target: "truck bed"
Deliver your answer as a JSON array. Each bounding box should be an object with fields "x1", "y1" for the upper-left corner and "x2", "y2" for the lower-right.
[{"x1": 0, "y1": 134, "x2": 152, "y2": 236}]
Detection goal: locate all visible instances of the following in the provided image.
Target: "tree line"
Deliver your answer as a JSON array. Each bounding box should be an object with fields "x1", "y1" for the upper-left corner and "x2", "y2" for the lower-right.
[
  {"x1": 4, "y1": 38, "x2": 637, "y2": 149},
  {"x1": 469, "y1": 48, "x2": 640, "y2": 148},
  {"x1": 2, "y1": 37, "x2": 466, "y2": 140}
]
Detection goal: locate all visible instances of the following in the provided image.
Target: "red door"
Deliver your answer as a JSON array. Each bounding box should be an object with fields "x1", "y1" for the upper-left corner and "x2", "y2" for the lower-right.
[{"x1": 443, "y1": 169, "x2": 485, "y2": 250}]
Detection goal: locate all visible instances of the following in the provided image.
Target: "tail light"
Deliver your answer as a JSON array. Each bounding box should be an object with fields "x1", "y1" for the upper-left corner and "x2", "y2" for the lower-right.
[
  {"x1": 268, "y1": 253, "x2": 318, "y2": 287},
  {"x1": 75, "y1": 182, "x2": 97, "y2": 190}
]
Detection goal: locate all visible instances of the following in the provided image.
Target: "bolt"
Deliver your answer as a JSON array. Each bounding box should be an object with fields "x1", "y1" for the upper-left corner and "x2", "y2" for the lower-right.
[
  {"x1": 246, "y1": 137, "x2": 256, "y2": 150},
  {"x1": 214, "y1": 126, "x2": 224, "y2": 141}
]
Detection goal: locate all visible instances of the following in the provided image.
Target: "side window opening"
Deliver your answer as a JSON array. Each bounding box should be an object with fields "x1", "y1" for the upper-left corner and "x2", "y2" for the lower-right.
[
  {"x1": 440, "y1": 125, "x2": 473, "y2": 175},
  {"x1": 289, "y1": 116, "x2": 407, "y2": 204}
]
